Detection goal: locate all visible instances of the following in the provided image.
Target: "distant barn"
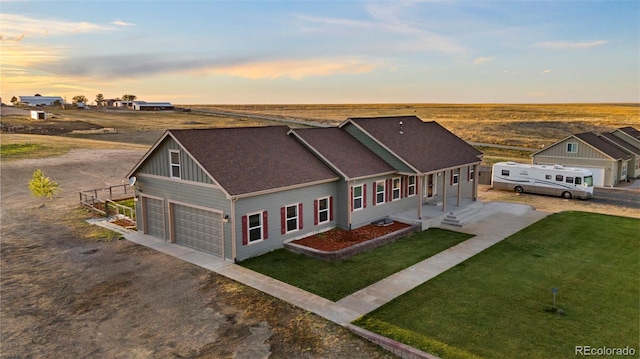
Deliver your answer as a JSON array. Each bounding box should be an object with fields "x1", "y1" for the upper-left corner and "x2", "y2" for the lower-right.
[
  {"x1": 19, "y1": 95, "x2": 63, "y2": 106},
  {"x1": 132, "y1": 101, "x2": 174, "y2": 111}
]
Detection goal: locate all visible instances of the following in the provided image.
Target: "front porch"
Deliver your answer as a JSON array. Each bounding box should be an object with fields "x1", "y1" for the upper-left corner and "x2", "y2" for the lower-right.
[{"x1": 390, "y1": 198, "x2": 484, "y2": 230}]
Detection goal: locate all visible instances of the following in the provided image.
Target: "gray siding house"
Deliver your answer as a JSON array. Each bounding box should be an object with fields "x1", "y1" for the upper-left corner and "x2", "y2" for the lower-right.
[
  {"x1": 127, "y1": 116, "x2": 482, "y2": 262},
  {"x1": 532, "y1": 128, "x2": 638, "y2": 187}
]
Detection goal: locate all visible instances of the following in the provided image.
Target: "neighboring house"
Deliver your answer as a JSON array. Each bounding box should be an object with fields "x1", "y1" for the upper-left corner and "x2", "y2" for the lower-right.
[
  {"x1": 132, "y1": 101, "x2": 175, "y2": 111},
  {"x1": 609, "y1": 127, "x2": 640, "y2": 179},
  {"x1": 127, "y1": 116, "x2": 482, "y2": 262},
  {"x1": 532, "y1": 131, "x2": 634, "y2": 187},
  {"x1": 19, "y1": 95, "x2": 64, "y2": 106}
]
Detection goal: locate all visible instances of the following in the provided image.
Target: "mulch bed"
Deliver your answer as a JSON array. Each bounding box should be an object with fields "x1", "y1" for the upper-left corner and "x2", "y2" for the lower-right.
[{"x1": 292, "y1": 222, "x2": 411, "y2": 252}]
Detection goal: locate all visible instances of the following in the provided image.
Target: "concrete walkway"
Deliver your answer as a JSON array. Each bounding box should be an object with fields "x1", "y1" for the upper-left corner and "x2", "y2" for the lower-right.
[{"x1": 90, "y1": 202, "x2": 548, "y2": 326}]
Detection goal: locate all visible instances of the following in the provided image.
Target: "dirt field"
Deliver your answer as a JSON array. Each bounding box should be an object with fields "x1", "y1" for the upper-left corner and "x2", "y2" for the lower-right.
[{"x1": 0, "y1": 149, "x2": 395, "y2": 358}]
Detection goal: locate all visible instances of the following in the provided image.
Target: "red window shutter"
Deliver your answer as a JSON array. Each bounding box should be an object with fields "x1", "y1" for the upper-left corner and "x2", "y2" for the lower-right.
[
  {"x1": 372, "y1": 181, "x2": 377, "y2": 206},
  {"x1": 262, "y1": 211, "x2": 268, "y2": 239},
  {"x1": 298, "y1": 203, "x2": 303, "y2": 230},
  {"x1": 280, "y1": 207, "x2": 286, "y2": 234},
  {"x1": 329, "y1": 196, "x2": 334, "y2": 221},
  {"x1": 363, "y1": 184, "x2": 366, "y2": 208},
  {"x1": 314, "y1": 199, "x2": 318, "y2": 225},
  {"x1": 350, "y1": 187, "x2": 354, "y2": 211},
  {"x1": 241, "y1": 215, "x2": 248, "y2": 245}
]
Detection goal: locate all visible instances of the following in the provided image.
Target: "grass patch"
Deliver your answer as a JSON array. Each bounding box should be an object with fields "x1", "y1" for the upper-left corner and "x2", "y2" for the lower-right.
[
  {"x1": 240, "y1": 228, "x2": 472, "y2": 301},
  {"x1": 0, "y1": 143, "x2": 67, "y2": 160},
  {"x1": 354, "y1": 212, "x2": 640, "y2": 359},
  {"x1": 115, "y1": 198, "x2": 135, "y2": 208}
]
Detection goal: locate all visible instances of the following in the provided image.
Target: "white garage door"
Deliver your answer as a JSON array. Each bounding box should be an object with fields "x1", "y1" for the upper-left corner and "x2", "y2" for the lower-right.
[
  {"x1": 172, "y1": 204, "x2": 223, "y2": 256},
  {"x1": 143, "y1": 197, "x2": 165, "y2": 239},
  {"x1": 580, "y1": 167, "x2": 605, "y2": 187}
]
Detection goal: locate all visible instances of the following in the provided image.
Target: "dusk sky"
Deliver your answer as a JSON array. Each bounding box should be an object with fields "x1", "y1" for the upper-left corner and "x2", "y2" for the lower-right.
[{"x1": 1, "y1": 1, "x2": 638, "y2": 104}]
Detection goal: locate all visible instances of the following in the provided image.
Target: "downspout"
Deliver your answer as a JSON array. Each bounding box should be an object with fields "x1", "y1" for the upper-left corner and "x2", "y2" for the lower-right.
[
  {"x1": 231, "y1": 197, "x2": 237, "y2": 262},
  {"x1": 347, "y1": 180, "x2": 353, "y2": 230},
  {"x1": 416, "y1": 175, "x2": 422, "y2": 219},
  {"x1": 473, "y1": 164, "x2": 479, "y2": 201}
]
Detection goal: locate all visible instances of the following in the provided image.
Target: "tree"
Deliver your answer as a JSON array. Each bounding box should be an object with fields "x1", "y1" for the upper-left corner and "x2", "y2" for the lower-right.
[
  {"x1": 122, "y1": 94, "x2": 137, "y2": 101},
  {"x1": 10, "y1": 96, "x2": 18, "y2": 106},
  {"x1": 95, "y1": 93, "x2": 104, "y2": 107},
  {"x1": 28, "y1": 169, "x2": 59, "y2": 207},
  {"x1": 72, "y1": 95, "x2": 87, "y2": 104}
]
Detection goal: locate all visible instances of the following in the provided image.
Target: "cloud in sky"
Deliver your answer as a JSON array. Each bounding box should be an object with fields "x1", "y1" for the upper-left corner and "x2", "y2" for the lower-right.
[
  {"x1": 534, "y1": 40, "x2": 609, "y2": 49},
  {"x1": 0, "y1": 13, "x2": 113, "y2": 37},
  {"x1": 36, "y1": 52, "x2": 375, "y2": 81},
  {"x1": 110, "y1": 19, "x2": 135, "y2": 26},
  {"x1": 201, "y1": 58, "x2": 376, "y2": 80},
  {"x1": 474, "y1": 57, "x2": 494, "y2": 65}
]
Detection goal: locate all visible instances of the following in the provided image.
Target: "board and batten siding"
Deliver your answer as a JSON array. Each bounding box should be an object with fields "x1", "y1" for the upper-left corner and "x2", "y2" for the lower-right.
[
  {"x1": 138, "y1": 137, "x2": 215, "y2": 184},
  {"x1": 342, "y1": 123, "x2": 414, "y2": 173},
  {"x1": 134, "y1": 175, "x2": 233, "y2": 260},
  {"x1": 234, "y1": 182, "x2": 338, "y2": 261},
  {"x1": 534, "y1": 137, "x2": 610, "y2": 160}
]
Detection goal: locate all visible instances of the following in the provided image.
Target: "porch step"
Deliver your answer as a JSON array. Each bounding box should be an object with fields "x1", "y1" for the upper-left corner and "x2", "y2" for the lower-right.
[{"x1": 440, "y1": 203, "x2": 484, "y2": 227}]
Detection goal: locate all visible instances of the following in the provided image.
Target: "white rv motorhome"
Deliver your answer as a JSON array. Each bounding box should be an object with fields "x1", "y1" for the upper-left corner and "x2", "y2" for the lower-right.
[{"x1": 492, "y1": 162, "x2": 594, "y2": 199}]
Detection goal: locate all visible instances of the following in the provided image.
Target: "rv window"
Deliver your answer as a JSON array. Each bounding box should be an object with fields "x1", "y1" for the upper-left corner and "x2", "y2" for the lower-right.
[
  {"x1": 566, "y1": 177, "x2": 574, "y2": 184},
  {"x1": 501, "y1": 170, "x2": 510, "y2": 176},
  {"x1": 545, "y1": 175, "x2": 552, "y2": 180},
  {"x1": 575, "y1": 177, "x2": 582, "y2": 185},
  {"x1": 556, "y1": 175, "x2": 563, "y2": 181}
]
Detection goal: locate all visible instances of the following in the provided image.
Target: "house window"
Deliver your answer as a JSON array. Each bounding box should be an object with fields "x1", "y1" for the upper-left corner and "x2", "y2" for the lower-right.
[
  {"x1": 556, "y1": 175, "x2": 563, "y2": 181},
  {"x1": 285, "y1": 204, "x2": 300, "y2": 233},
  {"x1": 352, "y1": 185, "x2": 364, "y2": 211},
  {"x1": 468, "y1": 167, "x2": 475, "y2": 181},
  {"x1": 376, "y1": 181, "x2": 386, "y2": 204},
  {"x1": 622, "y1": 163, "x2": 627, "y2": 177},
  {"x1": 452, "y1": 169, "x2": 460, "y2": 185},
  {"x1": 392, "y1": 178, "x2": 401, "y2": 200},
  {"x1": 245, "y1": 211, "x2": 265, "y2": 243},
  {"x1": 169, "y1": 150, "x2": 181, "y2": 179},
  {"x1": 567, "y1": 143, "x2": 578, "y2": 153},
  {"x1": 316, "y1": 197, "x2": 331, "y2": 224},
  {"x1": 407, "y1": 176, "x2": 416, "y2": 196}
]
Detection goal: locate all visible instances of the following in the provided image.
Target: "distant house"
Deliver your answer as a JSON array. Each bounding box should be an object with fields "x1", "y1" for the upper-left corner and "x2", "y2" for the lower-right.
[
  {"x1": 31, "y1": 110, "x2": 47, "y2": 120},
  {"x1": 532, "y1": 127, "x2": 640, "y2": 187},
  {"x1": 127, "y1": 116, "x2": 482, "y2": 262},
  {"x1": 132, "y1": 101, "x2": 174, "y2": 111},
  {"x1": 113, "y1": 101, "x2": 134, "y2": 108},
  {"x1": 19, "y1": 95, "x2": 64, "y2": 106}
]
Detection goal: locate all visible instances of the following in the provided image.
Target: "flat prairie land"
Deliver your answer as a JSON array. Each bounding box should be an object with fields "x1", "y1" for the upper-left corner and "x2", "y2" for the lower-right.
[{"x1": 192, "y1": 103, "x2": 640, "y2": 148}]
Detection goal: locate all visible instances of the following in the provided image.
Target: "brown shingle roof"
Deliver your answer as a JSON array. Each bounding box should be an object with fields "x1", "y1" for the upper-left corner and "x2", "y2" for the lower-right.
[
  {"x1": 169, "y1": 126, "x2": 338, "y2": 196},
  {"x1": 290, "y1": 127, "x2": 395, "y2": 179},
  {"x1": 600, "y1": 133, "x2": 640, "y2": 155},
  {"x1": 618, "y1": 126, "x2": 640, "y2": 140},
  {"x1": 574, "y1": 132, "x2": 632, "y2": 160},
  {"x1": 346, "y1": 116, "x2": 482, "y2": 173}
]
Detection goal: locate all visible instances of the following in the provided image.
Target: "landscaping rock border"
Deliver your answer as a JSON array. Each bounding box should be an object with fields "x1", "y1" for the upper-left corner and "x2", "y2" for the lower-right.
[{"x1": 284, "y1": 224, "x2": 421, "y2": 261}]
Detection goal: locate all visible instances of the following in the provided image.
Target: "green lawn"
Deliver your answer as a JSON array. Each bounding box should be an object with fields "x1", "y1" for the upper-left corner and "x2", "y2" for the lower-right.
[
  {"x1": 240, "y1": 228, "x2": 472, "y2": 301},
  {"x1": 354, "y1": 212, "x2": 640, "y2": 359}
]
